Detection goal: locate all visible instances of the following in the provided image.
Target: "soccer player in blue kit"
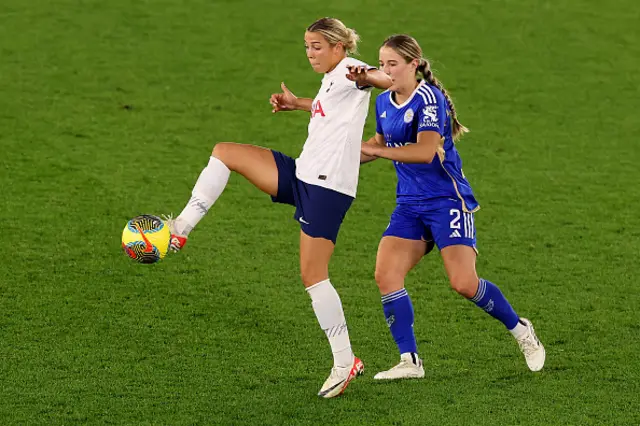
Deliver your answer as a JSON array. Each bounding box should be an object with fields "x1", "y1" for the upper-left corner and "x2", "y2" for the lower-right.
[{"x1": 358, "y1": 35, "x2": 545, "y2": 379}]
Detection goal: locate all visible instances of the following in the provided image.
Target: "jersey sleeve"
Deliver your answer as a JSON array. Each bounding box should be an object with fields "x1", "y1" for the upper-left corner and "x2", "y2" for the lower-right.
[{"x1": 416, "y1": 86, "x2": 446, "y2": 135}]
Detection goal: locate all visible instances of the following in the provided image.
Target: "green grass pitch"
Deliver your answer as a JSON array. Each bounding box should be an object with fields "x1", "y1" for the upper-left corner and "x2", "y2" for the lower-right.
[{"x1": 0, "y1": 0, "x2": 639, "y2": 424}]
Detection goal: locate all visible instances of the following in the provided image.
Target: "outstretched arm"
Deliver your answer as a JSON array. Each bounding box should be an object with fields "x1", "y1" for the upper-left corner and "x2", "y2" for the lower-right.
[
  {"x1": 292, "y1": 97, "x2": 313, "y2": 112},
  {"x1": 362, "y1": 69, "x2": 393, "y2": 90},
  {"x1": 270, "y1": 82, "x2": 313, "y2": 113},
  {"x1": 362, "y1": 131, "x2": 441, "y2": 164},
  {"x1": 346, "y1": 66, "x2": 392, "y2": 90}
]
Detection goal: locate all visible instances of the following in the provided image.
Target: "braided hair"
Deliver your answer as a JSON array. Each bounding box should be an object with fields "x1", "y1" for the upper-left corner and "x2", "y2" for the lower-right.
[{"x1": 382, "y1": 35, "x2": 469, "y2": 141}]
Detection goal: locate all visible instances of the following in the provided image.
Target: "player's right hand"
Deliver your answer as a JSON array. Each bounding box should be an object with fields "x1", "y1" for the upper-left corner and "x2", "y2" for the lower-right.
[{"x1": 270, "y1": 82, "x2": 298, "y2": 113}]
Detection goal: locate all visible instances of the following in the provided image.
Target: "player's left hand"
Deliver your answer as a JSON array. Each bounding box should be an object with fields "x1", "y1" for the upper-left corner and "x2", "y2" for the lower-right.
[
  {"x1": 346, "y1": 65, "x2": 370, "y2": 87},
  {"x1": 361, "y1": 143, "x2": 382, "y2": 158}
]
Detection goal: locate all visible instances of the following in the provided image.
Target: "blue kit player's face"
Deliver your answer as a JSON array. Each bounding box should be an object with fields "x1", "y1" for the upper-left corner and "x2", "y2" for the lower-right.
[
  {"x1": 304, "y1": 31, "x2": 345, "y2": 74},
  {"x1": 379, "y1": 46, "x2": 418, "y2": 93}
]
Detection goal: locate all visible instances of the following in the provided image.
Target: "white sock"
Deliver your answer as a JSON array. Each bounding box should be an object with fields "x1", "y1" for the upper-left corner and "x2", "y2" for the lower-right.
[
  {"x1": 175, "y1": 156, "x2": 230, "y2": 236},
  {"x1": 306, "y1": 279, "x2": 354, "y2": 368},
  {"x1": 509, "y1": 320, "x2": 528, "y2": 339}
]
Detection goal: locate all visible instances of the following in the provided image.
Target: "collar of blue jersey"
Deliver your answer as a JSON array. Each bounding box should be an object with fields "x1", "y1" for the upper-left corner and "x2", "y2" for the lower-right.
[{"x1": 389, "y1": 79, "x2": 427, "y2": 109}]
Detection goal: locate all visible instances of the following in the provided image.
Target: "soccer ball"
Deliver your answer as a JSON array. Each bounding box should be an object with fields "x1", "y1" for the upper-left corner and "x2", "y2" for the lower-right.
[{"x1": 121, "y1": 215, "x2": 171, "y2": 264}]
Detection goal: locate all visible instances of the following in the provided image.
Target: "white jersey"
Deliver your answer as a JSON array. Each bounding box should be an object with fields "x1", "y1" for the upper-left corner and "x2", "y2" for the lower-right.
[{"x1": 295, "y1": 57, "x2": 373, "y2": 198}]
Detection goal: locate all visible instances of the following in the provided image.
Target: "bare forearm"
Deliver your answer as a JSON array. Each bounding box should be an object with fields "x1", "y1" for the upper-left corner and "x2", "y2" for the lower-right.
[
  {"x1": 377, "y1": 144, "x2": 436, "y2": 164},
  {"x1": 364, "y1": 70, "x2": 392, "y2": 90},
  {"x1": 361, "y1": 152, "x2": 377, "y2": 163},
  {"x1": 295, "y1": 98, "x2": 313, "y2": 112}
]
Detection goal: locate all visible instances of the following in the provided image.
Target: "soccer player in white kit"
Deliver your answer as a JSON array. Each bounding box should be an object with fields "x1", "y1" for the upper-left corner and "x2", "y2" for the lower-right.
[{"x1": 166, "y1": 17, "x2": 392, "y2": 398}]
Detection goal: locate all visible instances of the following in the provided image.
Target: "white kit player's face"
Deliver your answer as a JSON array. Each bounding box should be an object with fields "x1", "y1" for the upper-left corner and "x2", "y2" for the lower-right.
[
  {"x1": 304, "y1": 31, "x2": 345, "y2": 74},
  {"x1": 379, "y1": 46, "x2": 418, "y2": 93}
]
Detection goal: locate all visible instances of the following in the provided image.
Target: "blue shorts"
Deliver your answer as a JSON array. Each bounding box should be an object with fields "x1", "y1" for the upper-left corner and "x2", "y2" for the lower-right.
[
  {"x1": 383, "y1": 201, "x2": 477, "y2": 251},
  {"x1": 271, "y1": 151, "x2": 353, "y2": 244}
]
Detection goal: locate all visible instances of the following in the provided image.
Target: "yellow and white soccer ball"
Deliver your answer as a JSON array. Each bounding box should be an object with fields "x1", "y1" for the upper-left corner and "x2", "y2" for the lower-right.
[{"x1": 121, "y1": 215, "x2": 170, "y2": 264}]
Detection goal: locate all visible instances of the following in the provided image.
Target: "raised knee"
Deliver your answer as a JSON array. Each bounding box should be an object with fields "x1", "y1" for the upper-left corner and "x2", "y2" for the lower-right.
[
  {"x1": 212, "y1": 142, "x2": 240, "y2": 170},
  {"x1": 450, "y1": 275, "x2": 478, "y2": 299},
  {"x1": 211, "y1": 142, "x2": 231, "y2": 160}
]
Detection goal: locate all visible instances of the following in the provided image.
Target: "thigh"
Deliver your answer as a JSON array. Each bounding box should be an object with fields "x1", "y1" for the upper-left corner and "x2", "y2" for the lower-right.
[
  {"x1": 375, "y1": 236, "x2": 426, "y2": 293},
  {"x1": 299, "y1": 230, "x2": 335, "y2": 287},
  {"x1": 213, "y1": 143, "x2": 279, "y2": 197}
]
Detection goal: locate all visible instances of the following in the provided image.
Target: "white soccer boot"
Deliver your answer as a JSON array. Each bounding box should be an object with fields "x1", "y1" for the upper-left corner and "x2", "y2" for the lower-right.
[
  {"x1": 318, "y1": 356, "x2": 364, "y2": 398},
  {"x1": 163, "y1": 215, "x2": 188, "y2": 252},
  {"x1": 516, "y1": 318, "x2": 546, "y2": 371},
  {"x1": 374, "y1": 352, "x2": 425, "y2": 380}
]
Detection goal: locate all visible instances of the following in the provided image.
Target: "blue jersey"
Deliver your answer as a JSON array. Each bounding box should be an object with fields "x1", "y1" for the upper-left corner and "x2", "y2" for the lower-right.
[{"x1": 375, "y1": 80, "x2": 479, "y2": 212}]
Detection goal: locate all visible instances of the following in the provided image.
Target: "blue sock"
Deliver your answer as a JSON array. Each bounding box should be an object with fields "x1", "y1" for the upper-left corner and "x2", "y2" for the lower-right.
[
  {"x1": 470, "y1": 278, "x2": 520, "y2": 330},
  {"x1": 382, "y1": 288, "x2": 418, "y2": 355}
]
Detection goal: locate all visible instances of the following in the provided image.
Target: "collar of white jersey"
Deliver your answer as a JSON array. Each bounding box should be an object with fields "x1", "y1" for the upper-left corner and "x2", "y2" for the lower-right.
[
  {"x1": 326, "y1": 56, "x2": 351, "y2": 77},
  {"x1": 389, "y1": 80, "x2": 426, "y2": 109}
]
